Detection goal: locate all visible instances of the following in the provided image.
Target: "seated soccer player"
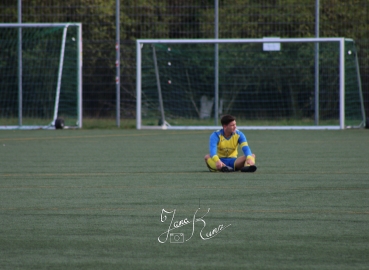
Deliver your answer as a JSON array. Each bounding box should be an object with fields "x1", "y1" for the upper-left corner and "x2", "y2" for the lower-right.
[{"x1": 204, "y1": 114, "x2": 257, "y2": 173}]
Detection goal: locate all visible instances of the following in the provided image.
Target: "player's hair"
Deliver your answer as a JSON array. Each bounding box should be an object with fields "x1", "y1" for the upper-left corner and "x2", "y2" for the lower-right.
[{"x1": 221, "y1": 115, "x2": 236, "y2": 126}]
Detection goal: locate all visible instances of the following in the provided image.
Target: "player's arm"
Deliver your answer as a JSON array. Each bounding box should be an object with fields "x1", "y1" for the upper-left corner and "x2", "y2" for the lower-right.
[
  {"x1": 209, "y1": 133, "x2": 225, "y2": 169},
  {"x1": 238, "y1": 132, "x2": 255, "y2": 165}
]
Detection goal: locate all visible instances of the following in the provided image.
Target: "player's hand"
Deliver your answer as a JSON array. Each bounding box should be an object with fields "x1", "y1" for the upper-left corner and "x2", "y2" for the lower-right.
[
  {"x1": 246, "y1": 159, "x2": 254, "y2": 166},
  {"x1": 246, "y1": 155, "x2": 255, "y2": 166},
  {"x1": 216, "y1": 160, "x2": 225, "y2": 170}
]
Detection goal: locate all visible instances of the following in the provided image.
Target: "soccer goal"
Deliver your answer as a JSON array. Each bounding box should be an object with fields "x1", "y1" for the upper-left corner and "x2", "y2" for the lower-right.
[
  {"x1": 0, "y1": 23, "x2": 82, "y2": 129},
  {"x1": 136, "y1": 38, "x2": 365, "y2": 130}
]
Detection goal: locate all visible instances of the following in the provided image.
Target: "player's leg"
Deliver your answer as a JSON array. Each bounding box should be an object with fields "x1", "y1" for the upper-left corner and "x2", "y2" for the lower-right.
[
  {"x1": 242, "y1": 154, "x2": 257, "y2": 172},
  {"x1": 234, "y1": 156, "x2": 247, "y2": 170},
  {"x1": 205, "y1": 155, "x2": 233, "y2": 172},
  {"x1": 235, "y1": 154, "x2": 257, "y2": 172},
  {"x1": 204, "y1": 154, "x2": 217, "y2": 172}
]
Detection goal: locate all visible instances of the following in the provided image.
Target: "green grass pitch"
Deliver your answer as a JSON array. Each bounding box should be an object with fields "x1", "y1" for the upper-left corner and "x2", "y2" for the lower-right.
[{"x1": 0, "y1": 129, "x2": 368, "y2": 269}]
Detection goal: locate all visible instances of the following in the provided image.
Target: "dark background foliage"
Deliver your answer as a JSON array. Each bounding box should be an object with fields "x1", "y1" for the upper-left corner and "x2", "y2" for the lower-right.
[{"x1": 1, "y1": 0, "x2": 368, "y2": 120}]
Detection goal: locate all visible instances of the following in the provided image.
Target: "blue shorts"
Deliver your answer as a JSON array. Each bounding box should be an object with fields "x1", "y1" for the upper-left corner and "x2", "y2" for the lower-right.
[{"x1": 220, "y1": 157, "x2": 236, "y2": 170}]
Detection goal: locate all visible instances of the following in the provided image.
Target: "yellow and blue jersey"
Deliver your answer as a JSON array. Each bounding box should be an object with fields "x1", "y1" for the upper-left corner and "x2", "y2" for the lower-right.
[{"x1": 209, "y1": 129, "x2": 252, "y2": 162}]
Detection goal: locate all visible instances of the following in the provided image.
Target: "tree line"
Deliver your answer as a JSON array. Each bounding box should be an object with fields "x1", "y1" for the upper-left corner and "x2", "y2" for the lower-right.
[{"x1": 1, "y1": 0, "x2": 368, "y2": 118}]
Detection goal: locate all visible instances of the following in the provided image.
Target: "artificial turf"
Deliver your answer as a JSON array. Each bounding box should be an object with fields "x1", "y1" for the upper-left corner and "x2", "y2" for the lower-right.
[{"x1": 0, "y1": 129, "x2": 368, "y2": 269}]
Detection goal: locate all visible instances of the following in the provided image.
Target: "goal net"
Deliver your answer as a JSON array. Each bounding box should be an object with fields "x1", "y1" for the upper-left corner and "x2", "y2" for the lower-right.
[
  {"x1": 136, "y1": 38, "x2": 365, "y2": 130},
  {"x1": 0, "y1": 23, "x2": 82, "y2": 129}
]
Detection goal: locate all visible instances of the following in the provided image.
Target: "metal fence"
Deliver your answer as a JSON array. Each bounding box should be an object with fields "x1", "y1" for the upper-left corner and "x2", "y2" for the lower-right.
[{"x1": 1, "y1": 0, "x2": 368, "y2": 124}]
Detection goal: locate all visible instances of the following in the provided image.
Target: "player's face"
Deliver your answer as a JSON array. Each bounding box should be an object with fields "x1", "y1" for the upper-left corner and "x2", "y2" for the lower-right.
[{"x1": 224, "y1": 120, "x2": 236, "y2": 134}]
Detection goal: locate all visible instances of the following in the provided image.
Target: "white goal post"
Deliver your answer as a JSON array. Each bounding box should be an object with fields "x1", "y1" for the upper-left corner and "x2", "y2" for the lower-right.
[
  {"x1": 136, "y1": 38, "x2": 365, "y2": 130},
  {"x1": 0, "y1": 23, "x2": 82, "y2": 129}
]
